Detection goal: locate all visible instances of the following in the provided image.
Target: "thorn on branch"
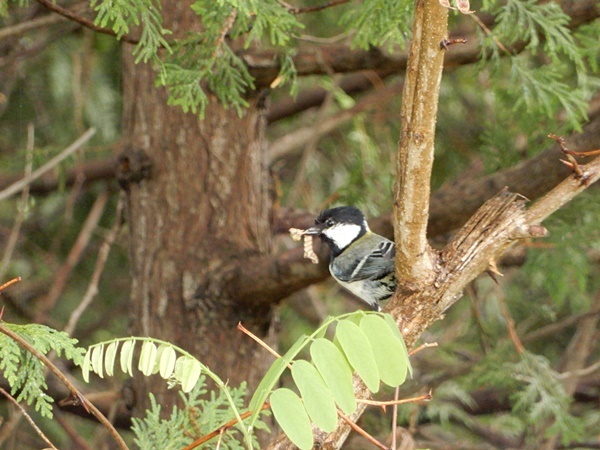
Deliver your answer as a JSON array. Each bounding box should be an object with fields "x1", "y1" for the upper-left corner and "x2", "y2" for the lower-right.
[
  {"x1": 485, "y1": 259, "x2": 504, "y2": 284},
  {"x1": 549, "y1": 133, "x2": 598, "y2": 185},
  {"x1": 527, "y1": 225, "x2": 548, "y2": 238},
  {"x1": 440, "y1": 37, "x2": 468, "y2": 50}
]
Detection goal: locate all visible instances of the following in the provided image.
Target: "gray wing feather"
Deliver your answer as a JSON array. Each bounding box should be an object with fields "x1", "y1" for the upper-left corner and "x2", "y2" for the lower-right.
[{"x1": 335, "y1": 236, "x2": 395, "y2": 282}]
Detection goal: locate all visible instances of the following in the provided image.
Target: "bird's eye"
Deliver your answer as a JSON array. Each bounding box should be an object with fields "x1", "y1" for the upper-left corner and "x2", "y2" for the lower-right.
[{"x1": 325, "y1": 218, "x2": 335, "y2": 227}]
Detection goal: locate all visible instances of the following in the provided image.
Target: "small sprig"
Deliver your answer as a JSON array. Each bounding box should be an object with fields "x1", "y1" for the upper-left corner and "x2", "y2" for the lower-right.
[{"x1": 549, "y1": 133, "x2": 600, "y2": 185}]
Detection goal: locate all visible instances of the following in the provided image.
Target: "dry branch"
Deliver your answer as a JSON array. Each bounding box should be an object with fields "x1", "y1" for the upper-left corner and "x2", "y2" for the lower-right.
[
  {"x1": 36, "y1": 190, "x2": 110, "y2": 323},
  {"x1": 63, "y1": 195, "x2": 124, "y2": 336},
  {"x1": 0, "y1": 128, "x2": 96, "y2": 201}
]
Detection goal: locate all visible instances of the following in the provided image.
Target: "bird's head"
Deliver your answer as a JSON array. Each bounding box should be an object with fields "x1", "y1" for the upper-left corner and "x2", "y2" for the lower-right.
[{"x1": 305, "y1": 206, "x2": 369, "y2": 255}]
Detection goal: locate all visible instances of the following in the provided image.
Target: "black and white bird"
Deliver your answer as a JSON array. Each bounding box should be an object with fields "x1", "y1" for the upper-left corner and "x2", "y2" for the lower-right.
[{"x1": 305, "y1": 206, "x2": 396, "y2": 311}]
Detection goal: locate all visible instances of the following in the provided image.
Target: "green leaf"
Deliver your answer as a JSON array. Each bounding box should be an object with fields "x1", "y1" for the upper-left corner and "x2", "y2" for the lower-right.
[
  {"x1": 335, "y1": 320, "x2": 380, "y2": 393},
  {"x1": 291, "y1": 360, "x2": 338, "y2": 432},
  {"x1": 158, "y1": 345, "x2": 177, "y2": 379},
  {"x1": 248, "y1": 334, "x2": 309, "y2": 421},
  {"x1": 310, "y1": 338, "x2": 356, "y2": 415},
  {"x1": 120, "y1": 339, "x2": 135, "y2": 376},
  {"x1": 138, "y1": 341, "x2": 157, "y2": 376},
  {"x1": 91, "y1": 344, "x2": 104, "y2": 378},
  {"x1": 179, "y1": 357, "x2": 202, "y2": 393},
  {"x1": 382, "y1": 313, "x2": 412, "y2": 377},
  {"x1": 360, "y1": 315, "x2": 408, "y2": 387},
  {"x1": 81, "y1": 349, "x2": 92, "y2": 383},
  {"x1": 104, "y1": 341, "x2": 119, "y2": 377},
  {"x1": 270, "y1": 388, "x2": 314, "y2": 450}
]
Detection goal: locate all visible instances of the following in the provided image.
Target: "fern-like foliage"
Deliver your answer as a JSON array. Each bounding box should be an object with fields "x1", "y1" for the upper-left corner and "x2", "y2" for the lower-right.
[
  {"x1": 82, "y1": 336, "x2": 258, "y2": 447},
  {"x1": 90, "y1": 0, "x2": 172, "y2": 62},
  {"x1": 478, "y1": 0, "x2": 597, "y2": 139},
  {"x1": 0, "y1": 323, "x2": 85, "y2": 418},
  {"x1": 510, "y1": 352, "x2": 584, "y2": 445},
  {"x1": 131, "y1": 379, "x2": 268, "y2": 450},
  {"x1": 85, "y1": 0, "x2": 303, "y2": 117},
  {"x1": 340, "y1": 0, "x2": 413, "y2": 51}
]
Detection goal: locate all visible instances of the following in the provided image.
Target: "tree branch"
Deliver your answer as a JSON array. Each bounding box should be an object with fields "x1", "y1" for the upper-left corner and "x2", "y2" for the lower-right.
[{"x1": 393, "y1": 0, "x2": 447, "y2": 286}]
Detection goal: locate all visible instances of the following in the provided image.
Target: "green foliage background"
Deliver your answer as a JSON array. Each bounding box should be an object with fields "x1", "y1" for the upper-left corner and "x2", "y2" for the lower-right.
[{"x1": 0, "y1": 0, "x2": 599, "y2": 448}]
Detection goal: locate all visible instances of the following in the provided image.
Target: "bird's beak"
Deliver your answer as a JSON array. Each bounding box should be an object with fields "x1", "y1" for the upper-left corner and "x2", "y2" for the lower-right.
[{"x1": 303, "y1": 224, "x2": 324, "y2": 236}]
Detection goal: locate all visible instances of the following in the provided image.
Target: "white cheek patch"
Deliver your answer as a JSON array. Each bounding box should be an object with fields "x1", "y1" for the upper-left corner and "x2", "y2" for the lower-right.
[{"x1": 323, "y1": 223, "x2": 362, "y2": 249}]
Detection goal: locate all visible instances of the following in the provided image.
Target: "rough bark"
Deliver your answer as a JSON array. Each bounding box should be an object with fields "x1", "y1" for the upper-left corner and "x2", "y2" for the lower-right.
[
  {"x1": 121, "y1": 1, "x2": 274, "y2": 416},
  {"x1": 393, "y1": 0, "x2": 447, "y2": 286}
]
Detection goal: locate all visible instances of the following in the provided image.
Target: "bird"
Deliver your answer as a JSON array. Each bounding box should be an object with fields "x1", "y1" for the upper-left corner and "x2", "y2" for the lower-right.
[{"x1": 304, "y1": 206, "x2": 396, "y2": 311}]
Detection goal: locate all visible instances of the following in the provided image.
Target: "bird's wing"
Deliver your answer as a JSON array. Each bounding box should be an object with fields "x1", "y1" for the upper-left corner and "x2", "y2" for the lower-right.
[{"x1": 337, "y1": 239, "x2": 395, "y2": 282}]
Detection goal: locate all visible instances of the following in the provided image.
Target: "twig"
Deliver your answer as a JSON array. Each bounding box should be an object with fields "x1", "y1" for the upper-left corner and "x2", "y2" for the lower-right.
[
  {"x1": 213, "y1": 8, "x2": 237, "y2": 58},
  {"x1": 53, "y1": 410, "x2": 94, "y2": 450},
  {"x1": 496, "y1": 287, "x2": 525, "y2": 354},
  {"x1": 391, "y1": 386, "x2": 399, "y2": 450},
  {"x1": 276, "y1": 0, "x2": 350, "y2": 14},
  {"x1": 268, "y1": 82, "x2": 404, "y2": 162},
  {"x1": 0, "y1": 9, "x2": 70, "y2": 41},
  {"x1": 36, "y1": 190, "x2": 110, "y2": 323},
  {"x1": 549, "y1": 133, "x2": 600, "y2": 157},
  {"x1": 33, "y1": 0, "x2": 139, "y2": 44},
  {"x1": 408, "y1": 342, "x2": 438, "y2": 356},
  {"x1": 558, "y1": 360, "x2": 600, "y2": 380},
  {"x1": 237, "y1": 322, "x2": 283, "y2": 360},
  {"x1": 526, "y1": 156, "x2": 600, "y2": 224},
  {"x1": 290, "y1": 0, "x2": 351, "y2": 14},
  {"x1": 63, "y1": 195, "x2": 124, "y2": 336},
  {"x1": 0, "y1": 128, "x2": 96, "y2": 201},
  {"x1": 0, "y1": 124, "x2": 34, "y2": 281},
  {"x1": 470, "y1": 13, "x2": 510, "y2": 53},
  {"x1": 0, "y1": 324, "x2": 128, "y2": 450},
  {"x1": 522, "y1": 308, "x2": 600, "y2": 343},
  {"x1": 0, "y1": 277, "x2": 21, "y2": 293},
  {"x1": 286, "y1": 71, "x2": 338, "y2": 206},
  {"x1": 0, "y1": 387, "x2": 58, "y2": 450},
  {"x1": 182, "y1": 402, "x2": 271, "y2": 450},
  {"x1": 357, "y1": 391, "x2": 432, "y2": 407},
  {"x1": 0, "y1": 403, "x2": 22, "y2": 446},
  {"x1": 337, "y1": 409, "x2": 388, "y2": 450}
]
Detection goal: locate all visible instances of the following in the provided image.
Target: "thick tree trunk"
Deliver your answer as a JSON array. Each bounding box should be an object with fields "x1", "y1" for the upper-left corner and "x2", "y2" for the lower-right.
[{"x1": 120, "y1": 2, "x2": 274, "y2": 416}]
